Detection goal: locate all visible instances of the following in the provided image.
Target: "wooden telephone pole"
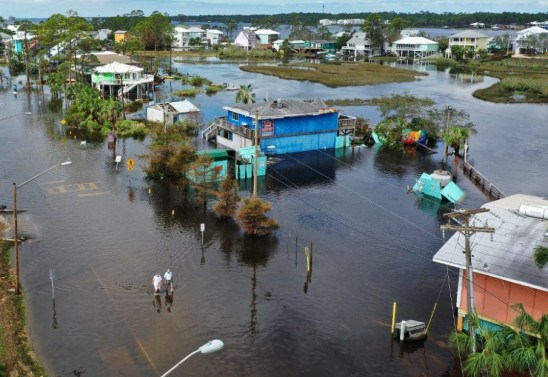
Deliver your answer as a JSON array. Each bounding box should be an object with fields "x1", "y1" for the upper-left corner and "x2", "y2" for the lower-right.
[{"x1": 441, "y1": 208, "x2": 495, "y2": 353}]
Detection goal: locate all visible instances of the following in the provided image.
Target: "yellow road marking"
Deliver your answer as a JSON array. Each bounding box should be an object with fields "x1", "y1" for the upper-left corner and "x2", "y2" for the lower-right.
[
  {"x1": 137, "y1": 339, "x2": 159, "y2": 375},
  {"x1": 78, "y1": 191, "x2": 109, "y2": 197}
]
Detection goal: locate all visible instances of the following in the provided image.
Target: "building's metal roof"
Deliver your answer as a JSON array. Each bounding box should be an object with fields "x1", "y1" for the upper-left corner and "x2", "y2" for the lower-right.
[
  {"x1": 94, "y1": 61, "x2": 142, "y2": 73},
  {"x1": 393, "y1": 37, "x2": 438, "y2": 45},
  {"x1": 449, "y1": 29, "x2": 490, "y2": 39},
  {"x1": 254, "y1": 29, "x2": 280, "y2": 35},
  {"x1": 150, "y1": 100, "x2": 200, "y2": 114},
  {"x1": 433, "y1": 194, "x2": 548, "y2": 292},
  {"x1": 170, "y1": 100, "x2": 200, "y2": 113},
  {"x1": 223, "y1": 99, "x2": 337, "y2": 119}
]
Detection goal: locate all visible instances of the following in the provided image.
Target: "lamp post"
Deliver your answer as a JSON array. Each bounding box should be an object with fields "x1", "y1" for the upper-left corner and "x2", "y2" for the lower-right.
[
  {"x1": 160, "y1": 339, "x2": 224, "y2": 377},
  {"x1": 12, "y1": 160, "x2": 72, "y2": 294}
]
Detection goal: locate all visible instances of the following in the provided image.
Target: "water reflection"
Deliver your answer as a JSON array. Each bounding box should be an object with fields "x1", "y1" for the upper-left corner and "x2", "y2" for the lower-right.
[{"x1": 266, "y1": 150, "x2": 338, "y2": 190}]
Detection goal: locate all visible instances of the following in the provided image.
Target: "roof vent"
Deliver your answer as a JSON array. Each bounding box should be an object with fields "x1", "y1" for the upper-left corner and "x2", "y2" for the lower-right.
[{"x1": 518, "y1": 205, "x2": 548, "y2": 220}]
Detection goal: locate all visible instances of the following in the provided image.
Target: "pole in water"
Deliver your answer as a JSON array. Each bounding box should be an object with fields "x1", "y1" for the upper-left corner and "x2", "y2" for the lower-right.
[
  {"x1": 49, "y1": 269, "x2": 56, "y2": 300},
  {"x1": 391, "y1": 302, "x2": 397, "y2": 334},
  {"x1": 200, "y1": 223, "x2": 205, "y2": 246},
  {"x1": 400, "y1": 320, "x2": 406, "y2": 342}
]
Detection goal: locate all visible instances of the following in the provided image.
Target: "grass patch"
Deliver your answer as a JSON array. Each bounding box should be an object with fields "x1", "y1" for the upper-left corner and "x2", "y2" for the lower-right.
[
  {"x1": 239, "y1": 62, "x2": 424, "y2": 87},
  {"x1": 0, "y1": 240, "x2": 47, "y2": 376},
  {"x1": 325, "y1": 98, "x2": 374, "y2": 106},
  {"x1": 173, "y1": 88, "x2": 201, "y2": 97},
  {"x1": 205, "y1": 84, "x2": 225, "y2": 94}
]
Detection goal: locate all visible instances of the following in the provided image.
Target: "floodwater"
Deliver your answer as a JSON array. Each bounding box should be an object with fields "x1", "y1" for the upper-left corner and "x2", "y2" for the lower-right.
[{"x1": 0, "y1": 60, "x2": 546, "y2": 377}]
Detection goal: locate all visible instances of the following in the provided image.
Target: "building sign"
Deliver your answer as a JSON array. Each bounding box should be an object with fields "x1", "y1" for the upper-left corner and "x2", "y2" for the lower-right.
[{"x1": 261, "y1": 120, "x2": 274, "y2": 137}]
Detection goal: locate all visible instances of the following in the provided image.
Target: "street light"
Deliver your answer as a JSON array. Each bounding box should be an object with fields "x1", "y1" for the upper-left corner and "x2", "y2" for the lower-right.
[
  {"x1": 160, "y1": 339, "x2": 224, "y2": 377},
  {"x1": 12, "y1": 160, "x2": 72, "y2": 294},
  {"x1": 443, "y1": 106, "x2": 454, "y2": 168}
]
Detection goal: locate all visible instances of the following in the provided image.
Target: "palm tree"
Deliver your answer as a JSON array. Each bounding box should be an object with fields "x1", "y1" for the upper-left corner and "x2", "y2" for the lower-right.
[
  {"x1": 534, "y1": 246, "x2": 548, "y2": 269},
  {"x1": 449, "y1": 313, "x2": 512, "y2": 377},
  {"x1": 509, "y1": 303, "x2": 548, "y2": 377},
  {"x1": 235, "y1": 84, "x2": 256, "y2": 104},
  {"x1": 443, "y1": 124, "x2": 477, "y2": 157}
]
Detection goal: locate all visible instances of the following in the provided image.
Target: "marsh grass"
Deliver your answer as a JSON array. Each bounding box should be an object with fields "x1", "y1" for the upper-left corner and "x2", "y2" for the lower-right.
[
  {"x1": 0, "y1": 240, "x2": 47, "y2": 376},
  {"x1": 471, "y1": 58, "x2": 548, "y2": 102},
  {"x1": 240, "y1": 62, "x2": 424, "y2": 87},
  {"x1": 174, "y1": 88, "x2": 201, "y2": 97}
]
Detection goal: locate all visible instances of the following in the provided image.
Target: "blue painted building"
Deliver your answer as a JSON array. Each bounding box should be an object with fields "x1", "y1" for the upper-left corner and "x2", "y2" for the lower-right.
[{"x1": 202, "y1": 99, "x2": 356, "y2": 156}]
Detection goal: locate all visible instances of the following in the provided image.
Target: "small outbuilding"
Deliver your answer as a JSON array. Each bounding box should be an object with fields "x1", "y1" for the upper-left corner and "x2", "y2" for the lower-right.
[{"x1": 146, "y1": 100, "x2": 200, "y2": 126}]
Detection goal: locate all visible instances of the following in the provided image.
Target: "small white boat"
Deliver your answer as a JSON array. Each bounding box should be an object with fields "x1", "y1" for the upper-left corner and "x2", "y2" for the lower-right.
[{"x1": 223, "y1": 83, "x2": 239, "y2": 91}]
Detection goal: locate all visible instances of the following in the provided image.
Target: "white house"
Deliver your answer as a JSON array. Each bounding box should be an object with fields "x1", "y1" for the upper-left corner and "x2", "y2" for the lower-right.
[
  {"x1": 391, "y1": 36, "x2": 439, "y2": 59},
  {"x1": 206, "y1": 29, "x2": 224, "y2": 46},
  {"x1": 173, "y1": 27, "x2": 206, "y2": 49},
  {"x1": 514, "y1": 26, "x2": 548, "y2": 54},
  {"x1": 339, "y1": 32, "x2": 372, "y2": 57},
  {"x1": 146, "y1": 100, "x2": 200, "y2": 126},
  {"x1": 254, "y1": 29, "x2": 280, "y2": 45},
  {"x1": 234, "y1": 28, "x2": 257, "y2": 50}
]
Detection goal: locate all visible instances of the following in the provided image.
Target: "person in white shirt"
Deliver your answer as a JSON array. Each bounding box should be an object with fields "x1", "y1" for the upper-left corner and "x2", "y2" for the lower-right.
[
  {"x1": 153, "y1": 273, "x2": 163, "y2": 294},
  {"x1": 164, "y1": 269, "x2": 173, "y2": 292}
]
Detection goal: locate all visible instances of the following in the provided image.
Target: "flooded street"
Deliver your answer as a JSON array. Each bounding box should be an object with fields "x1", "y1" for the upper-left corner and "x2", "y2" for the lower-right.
[{"x1": 0, "y1": 61, "x2": 546, "y2": 376}]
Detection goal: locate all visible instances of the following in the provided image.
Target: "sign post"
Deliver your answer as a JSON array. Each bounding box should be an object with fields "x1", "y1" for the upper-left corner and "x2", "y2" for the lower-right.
[{"x1": 115, "y1": 155, "x2": 122, "y2": 170}]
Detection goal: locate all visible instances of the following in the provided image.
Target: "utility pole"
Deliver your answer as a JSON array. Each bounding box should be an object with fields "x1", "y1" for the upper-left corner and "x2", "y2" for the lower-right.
[
  {"x1": 253, "y1": 111, "x2": 259, "y2": 198},
  {"x1": 441, "y1": 208, "x2": 495, "y2": 353}
]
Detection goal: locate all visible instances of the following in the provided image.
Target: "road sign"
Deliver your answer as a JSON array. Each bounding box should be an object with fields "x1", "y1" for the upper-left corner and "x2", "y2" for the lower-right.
[{"x1": 127, "y1": 158, "x2": 135, "y2": 167}]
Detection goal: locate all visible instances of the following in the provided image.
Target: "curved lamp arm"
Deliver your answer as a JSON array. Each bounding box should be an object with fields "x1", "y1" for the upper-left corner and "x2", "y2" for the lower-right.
[{"x1": 161, "y1": 339, "x2": 224, "y2": 377}]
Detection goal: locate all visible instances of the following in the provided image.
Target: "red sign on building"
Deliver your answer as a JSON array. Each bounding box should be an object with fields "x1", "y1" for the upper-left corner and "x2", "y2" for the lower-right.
[{"x1": 261, "y1": 120, "x2": 274, "y2": 137}]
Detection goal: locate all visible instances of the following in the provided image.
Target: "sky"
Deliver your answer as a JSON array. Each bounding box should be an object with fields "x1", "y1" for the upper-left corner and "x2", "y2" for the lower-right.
[{"x1": 1, "y1": 0, "x2": 546, "y2": 19}]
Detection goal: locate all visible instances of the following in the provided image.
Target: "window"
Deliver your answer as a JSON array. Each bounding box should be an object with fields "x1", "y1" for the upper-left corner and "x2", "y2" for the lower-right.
[{"x1": 232, "y1": 112, "x2": 239, "y2": 121}]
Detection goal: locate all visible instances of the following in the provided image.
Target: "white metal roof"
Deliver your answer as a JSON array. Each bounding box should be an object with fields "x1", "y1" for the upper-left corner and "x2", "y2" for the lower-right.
[
  {"x1": 254, "y1": 29, "x2": 280, "y2": 35},
  {"x1": 433, "y1": 194, "x2": 548, "y2": 292},
  {"x1": 170, "y1": 100, "x2": 200, "y2": 113},
  {"x1": 94, "y1": 61, "x2": 143, "y2": 73},
  {"x1": 393, "y1": 36, "x2": 438, "y2": 45}
]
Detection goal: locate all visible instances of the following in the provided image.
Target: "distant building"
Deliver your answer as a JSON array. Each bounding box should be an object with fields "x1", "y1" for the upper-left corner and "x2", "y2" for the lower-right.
[
  {"x1": 470, "y1": 22, "x2": 486, "y2": 28},
  {"x1": 253, "y1": 29, "x2": 280, "y2": 45},
  {"x1": 446, "y1": 29, "x2": 490, "y2": 57},
  {"x1": 93, "y1": 29, "x2": 112, "y2": 41},
  {"x1": 234, "y1": 28, "x2": 257, "y2": 50},
  {"x1": 390, "y1": 36, "x2": 439, "y2": 60},
  {"x1": 339, "y1": 32, "x2": 372, "y2": 57},
  {"x1": 206, "y1": 29, "x2": 224, "y2": 46},
  {"x1": 514, "y1": 26, "x2": 548, "y2": 54},
  {"x1": 113, "y1": 30, "x2": 130, "y2": 43},
  {"x1": 173, "y1": 26, "x2": 206, "y2": 49},
  {"x1": 433, "y1": 194, "x2": 548, "y2": 332}
]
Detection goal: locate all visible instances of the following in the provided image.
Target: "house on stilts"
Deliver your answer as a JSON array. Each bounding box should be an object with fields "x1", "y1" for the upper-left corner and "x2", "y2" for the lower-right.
[{"x1": 91, "y1": 61, "x2": 155, "y2": 100}]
